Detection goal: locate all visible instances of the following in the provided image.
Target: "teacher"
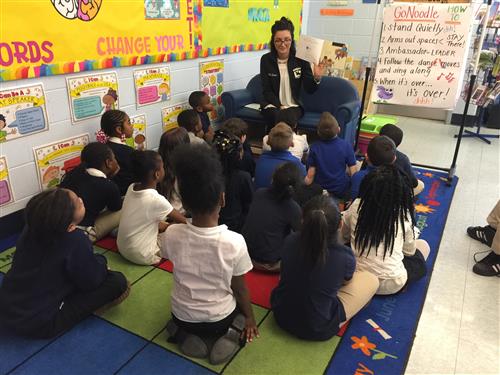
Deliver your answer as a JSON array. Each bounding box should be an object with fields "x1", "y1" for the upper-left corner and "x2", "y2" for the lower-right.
[{"x1": 260, "y1": 17, "x2": 324, "y2": 131}]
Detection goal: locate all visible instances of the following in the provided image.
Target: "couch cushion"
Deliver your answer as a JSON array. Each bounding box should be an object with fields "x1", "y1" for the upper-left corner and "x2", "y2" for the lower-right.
[
  {"x1": 235, "y1": 107, "x2": 266, "y2": 124},
  {"x1": 298, "y1": 112, "x2": 321, "y2": 130}
]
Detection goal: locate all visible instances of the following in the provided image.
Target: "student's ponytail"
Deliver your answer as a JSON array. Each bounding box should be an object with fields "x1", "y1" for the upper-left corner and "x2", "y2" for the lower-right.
[{"x1": 300, "y1": 195, "x2": 341, "y2": 267}]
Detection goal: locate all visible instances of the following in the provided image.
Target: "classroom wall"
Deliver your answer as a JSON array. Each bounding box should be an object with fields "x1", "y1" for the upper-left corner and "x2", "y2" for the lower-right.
[{"x1": 0, "y1": 51, "x2": 266, "y2": 218}]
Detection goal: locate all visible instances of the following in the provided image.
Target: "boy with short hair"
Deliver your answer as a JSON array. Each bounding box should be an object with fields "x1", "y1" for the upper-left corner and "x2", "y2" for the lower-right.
[
  {"x1": 350, "y1": 135, "x2": 396, "y2": 199},
  {"x1": 177, "y1": 109, "x2": 205, "y2": 145},
  {"x1": 189, "y1": 91, "x2": 215, "y2": 143},
  {"x1": 379, "y1": 123, "x2": 424, "y2": 196},
  {"x1": 305, "y1": 112, "x2": 356, "y2": 201},
  {"x1": 162, "y1": 144, "x2": 258, "y2": 365},
  {"x1": 254, "y1": 123, "x2": 306, "y2": 189},
  {"x1": 220, "y1": 118, "x2": 256, "y2": 177}
]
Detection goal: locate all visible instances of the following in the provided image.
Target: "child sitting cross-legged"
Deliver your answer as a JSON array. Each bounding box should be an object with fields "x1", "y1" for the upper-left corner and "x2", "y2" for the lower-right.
[
  {"x1": 189, "y1": 91, "x2": 215, "y2": 143},
  {"x1": 0, "y1": 189, "x2": 129, "y2": 338},
  {"x1": 271, "y1": 195, "x2": 378, "y2": 340},
  {"x1": 162, "y1": 144, "x2": 259, "y2": 365},
  {"x1": 117, "y1": 150, "x2": 186, "y2": 266},
  {"x1": 219, "y1": 118, "x2": 256, "y2": 177},
  {"x1": 178, "y1": 109, "x2": 205, "y2": 146},
  {"x1": 342, "y1": 165, "x2": 430, "y2": 295},
  {"x1": 254, "y1": 122, "x2": 306, "y2": 190},
  {"x1": 60, "y1": 142, "x2": 122, "y2": 242},
  {"x1": 379, "y1": 123, "x2": 425, "y2": 196},
  {"x1": 305, "y1": 112, "x2": 357, "y2": 204},
  {"x1": 242, "y1": 162, "x2": 303, "y2": 272}
]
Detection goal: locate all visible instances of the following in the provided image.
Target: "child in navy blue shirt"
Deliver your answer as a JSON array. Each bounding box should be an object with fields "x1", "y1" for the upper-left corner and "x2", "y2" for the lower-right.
[
  {"x1": 189, "y1": 91, "x2": 215, "y2": 143},
  {"x1": 305, "y1": 112, "x2": 357, "y2": 202},
  {"x1": 379, "y1": 123, "x2": 424, "y2": 196},
  {"x1": 271, "y1": 195, "x2": 378, "y2": 341},
  {"x1": 100, "y1": 110, "x2": 135, "y2": 195},
  {"x1": 350, "y1": 135, "x2": 396, "y2": 199},
  {"x1": 220, "y1": 118, "x2": 256, "y2": 177},
  {"x1": 60, "y1": 142, "x2": 122, "y2": 242},
  {"x1": 243, "y1": 162, "x2": 302, "y2": 272},
  {"x1": 254, "y1": 123, "x2": 306, "y2": 189},
  {"x1": 0, "y1": 188, "x2": 129, "y2": 338}
]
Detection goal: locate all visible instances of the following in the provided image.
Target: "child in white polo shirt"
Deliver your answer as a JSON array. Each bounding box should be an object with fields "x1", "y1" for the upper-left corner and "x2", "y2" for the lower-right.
[{"x1": 161, "y1": 143, "x2": 259, "y2": 365}]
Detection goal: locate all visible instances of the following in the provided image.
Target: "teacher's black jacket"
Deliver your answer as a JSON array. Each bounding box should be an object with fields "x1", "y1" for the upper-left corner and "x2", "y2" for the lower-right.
[{"x1": 260, "y1": 52, "x2": 319, "y2": 109}]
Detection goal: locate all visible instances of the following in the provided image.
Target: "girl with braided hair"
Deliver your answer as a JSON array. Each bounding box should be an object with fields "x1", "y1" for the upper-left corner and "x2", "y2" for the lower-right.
[
  {"x1": 213, "y1": 129, "x2": 254, "y2": 233},
  {"x1": 342, "y1": 164, "x2": 430, "y2": 295},
  {"x1": 271, "y1": 195, "x2": 378, "y2": 340}
]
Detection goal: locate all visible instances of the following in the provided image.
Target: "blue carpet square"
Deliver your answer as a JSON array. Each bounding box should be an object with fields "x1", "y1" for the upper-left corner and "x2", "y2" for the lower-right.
[
  {"x1": 10, "y1": 316, "x2": 147, "y2": 375},
  {"x1": 118, "y1": 343, "x2": 214, "y2": 375}
]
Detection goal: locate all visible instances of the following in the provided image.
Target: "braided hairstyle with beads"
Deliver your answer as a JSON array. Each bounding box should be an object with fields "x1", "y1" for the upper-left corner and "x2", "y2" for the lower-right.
[{"x1": 354, "y1": 164, "x2": 415, "y2": 259}]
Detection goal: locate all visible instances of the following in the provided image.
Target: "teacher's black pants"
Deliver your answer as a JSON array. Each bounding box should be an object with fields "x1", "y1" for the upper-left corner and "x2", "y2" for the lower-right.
[{"x1": 262, "y1": 107, "x2": 303, "y2": 133}]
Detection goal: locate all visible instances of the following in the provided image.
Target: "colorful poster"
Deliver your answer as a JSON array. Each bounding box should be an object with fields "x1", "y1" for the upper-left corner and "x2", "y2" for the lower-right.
[
  {"x1": 133, "y1": 66, "x2": 171, "y2": 107},
  {"x1": 67, "y1": 72, "x2": 119, "y2": 123},
  {"x1": 0, "y1": 84, "x2": 48, "y2": 143},
  {"x1": 0, "y1": 157, "x2": 14, "y2": 206},
  {"x1": 0, "y1": 0, "x2": 200, "y2": 82},
  {"x1": 161, "y1": 103, "x2": 189, "y2": 132},
  {"x1": 200, "y1": 60, "x2": 224, "y2": 122},
  {"x1": 126, "y1": 114, "x2": 147, "y2": 150},
  {"x1": 371, "y1": 4, "x2": 472, "y2": 108},
  {"x1": 204, "y1": 0, "x2": 229, "y2": 7},
  {"x1": 33, "y1": 134, "x2": 90, "y2": 190},
  {"x1": 145, "y1": 0, "x2": 181, "y2": 19}
]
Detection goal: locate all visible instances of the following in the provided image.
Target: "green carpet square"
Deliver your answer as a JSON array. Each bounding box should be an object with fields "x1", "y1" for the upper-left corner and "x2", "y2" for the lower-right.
[
  {"x1": 102, "y1": 251, "x2": 155, "y2": 284},
  {"x1": 153, "y1": 304, "x2": 269, "y2": 372},
  {"x1": 0, "y1": 248, "x2": 15, "y2": 269},
  {"x1": 93, "y1": 246, "x2": 107, "y2": 255},
  {"x1": 0, "y1": 262, "x2": 12, "y2": 274},
  {"x1": 223, "y1": 312, "x2": 341, "y2": 374},
  {"x1": 98, "y1": 268, "x2": 172, "y2": 340}
]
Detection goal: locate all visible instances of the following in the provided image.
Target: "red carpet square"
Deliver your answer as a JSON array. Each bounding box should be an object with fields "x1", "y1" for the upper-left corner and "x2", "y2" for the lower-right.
[
  {"x1": 95, "y1": 236, "x2": 118, "y2": 252},
  {"x1": 244, "y1": 270, "x2": 279, "y2": 309},
  {"x1": 157, "y1": 259, "x2": 174, "y2": 272}
]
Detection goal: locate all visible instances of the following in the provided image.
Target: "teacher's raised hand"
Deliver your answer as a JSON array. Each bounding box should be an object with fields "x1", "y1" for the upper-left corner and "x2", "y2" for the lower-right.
[{"x1": 313, "y1": 63, "x2": 325, "y2": 80}]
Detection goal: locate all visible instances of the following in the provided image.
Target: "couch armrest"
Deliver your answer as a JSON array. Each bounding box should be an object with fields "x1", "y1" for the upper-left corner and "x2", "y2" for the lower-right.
[
  {"x1": 221, "y1": 90, "x2": 255, "y2": 119},
  {"x1": 335, "y1": 100, "x2": 361, "y2": 126}
]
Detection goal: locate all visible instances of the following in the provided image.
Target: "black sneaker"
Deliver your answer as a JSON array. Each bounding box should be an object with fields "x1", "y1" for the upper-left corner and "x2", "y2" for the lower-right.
[
  {"x1": 472, "y1": 250, "x2": 500, "y2": 277},
  {"x1": 466, "y1": 226, "x2": 496, "y2": 247}
]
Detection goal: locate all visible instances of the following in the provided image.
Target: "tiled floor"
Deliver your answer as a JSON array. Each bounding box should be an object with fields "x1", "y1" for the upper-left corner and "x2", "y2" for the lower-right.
[{"x1": 394, "y1": 117, "x2": 500, "y2": 375}]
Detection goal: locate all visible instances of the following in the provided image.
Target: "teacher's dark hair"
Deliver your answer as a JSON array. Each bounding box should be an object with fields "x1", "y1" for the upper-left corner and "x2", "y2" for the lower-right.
[{"x1": 270, "y1": 17, "x2": 296, "y2": 56}]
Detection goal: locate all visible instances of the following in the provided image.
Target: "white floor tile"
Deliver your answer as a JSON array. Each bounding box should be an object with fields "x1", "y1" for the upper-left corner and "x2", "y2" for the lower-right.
[{"x1": 398, "y1": 117, "x2": 500, "y2": 375}]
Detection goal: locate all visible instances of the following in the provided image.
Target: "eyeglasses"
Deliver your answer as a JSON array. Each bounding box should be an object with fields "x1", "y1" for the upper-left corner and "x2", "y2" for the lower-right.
[{"x1": 274, "y1": 38, "x2": 292, "y2": 45}]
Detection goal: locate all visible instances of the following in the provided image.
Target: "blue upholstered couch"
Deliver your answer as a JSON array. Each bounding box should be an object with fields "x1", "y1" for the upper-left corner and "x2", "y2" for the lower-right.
[{"x1": 221, "y1": 74, "x2": 361, "y2": 146}]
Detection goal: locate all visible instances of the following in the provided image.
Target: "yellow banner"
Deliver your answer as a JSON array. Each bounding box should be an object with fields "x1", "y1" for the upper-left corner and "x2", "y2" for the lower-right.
[
  {"x1": 0, "y1": 0, "x2": 200, "y2": 81},
  {"x1": 0, "y1": 96, "x2": 45, "y2": 107}
]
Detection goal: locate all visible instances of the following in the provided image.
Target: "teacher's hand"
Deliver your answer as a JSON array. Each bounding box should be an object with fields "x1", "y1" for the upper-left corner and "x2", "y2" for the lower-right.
[{"x1": 313, "y1": 63, "x2": 325, "y2": 80}]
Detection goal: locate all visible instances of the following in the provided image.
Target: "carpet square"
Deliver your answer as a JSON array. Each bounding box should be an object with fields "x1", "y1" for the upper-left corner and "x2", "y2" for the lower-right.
[
  {"x1": 10, "y1": 316, "x2": 146, "y2": 375},
  {"x1": 0, "y1": 247, "x2": 15, "y2": 269},
  {"x1": 102, "y1": 251, "x2": 155, "y2": 284},
  {"x1": 118, "y1": 342, "x2": 215, "y2": 375},
  {"x1": 223, "y1": 312, "x2": 341, "y2": 374},
  {"x1": 152, "y1": 305, "x2": 269, "y2": 372},
  {"x1": 98, "y1": 268, "x2": 172, "y2": 340},
  {"x1": 94, "y1": 236, "x2": 118, "y2": 252},
  {"x1": 244, "y1": 270, "x2": 279, "y2": 309}
]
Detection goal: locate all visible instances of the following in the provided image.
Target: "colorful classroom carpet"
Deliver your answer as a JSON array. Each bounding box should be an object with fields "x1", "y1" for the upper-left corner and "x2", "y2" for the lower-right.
[{"x1": 0, "y1": 168, "x2": 457, "y2": 375}]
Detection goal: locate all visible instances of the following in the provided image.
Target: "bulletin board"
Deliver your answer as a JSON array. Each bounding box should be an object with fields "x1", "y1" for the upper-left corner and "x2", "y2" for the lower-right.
[{"x1": 0, "y1": 0, "x2": 304, "y2": 82}]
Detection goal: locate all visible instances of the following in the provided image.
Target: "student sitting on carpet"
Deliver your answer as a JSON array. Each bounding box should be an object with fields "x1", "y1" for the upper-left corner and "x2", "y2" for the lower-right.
[
  {"x1": 219, "y1": 118, "x2": 256, "y2": 177},
  {"x1": 254, "y1": 122, "x2": 306, "y2": 189},
  {"x1": 213, "y1": 129, "x2": 254, "y2": 233},
  {"x1": 158, "y1": 127, "x2": 191, "y2": 215},
  {"x1": 99, "y1": 110, "x2": 135, "y2": 195},
  {"x1": 242, "y1": 162, "x2": 302, "y2": 272},
  {"x1": 0, "y1": 189, "x2": 129, "y2": 338},
  {"x1": 350, "y1": 135, "x2": 396, "y2": 199},
  {"x1": 178, "y1": 109, "x2": 205, "y2": 145},
  {"x1": 342, "y1": 165, "x2": 430, "y2": 295},
  {"x1": 271, "y1": 195, "x2": 379, "y2": 340},
  {"x1": 162, "y1": 144, "x2": 258, "y2": 365},
  {"x1": 189, "y1": 90, "x2": 215, "y2": 143},
  {"x1": 305, "y1": 112, "x2": 357, "y2": 205},
  {"x1": 117, "y1": 150, "x2": 186, "y2": 265},
  {"x1": 380, "y1": 123, "x2": 424, "y2": 196},
  {"x1": 60, "y1": 142, "x2": 122, "y2": 242}
]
